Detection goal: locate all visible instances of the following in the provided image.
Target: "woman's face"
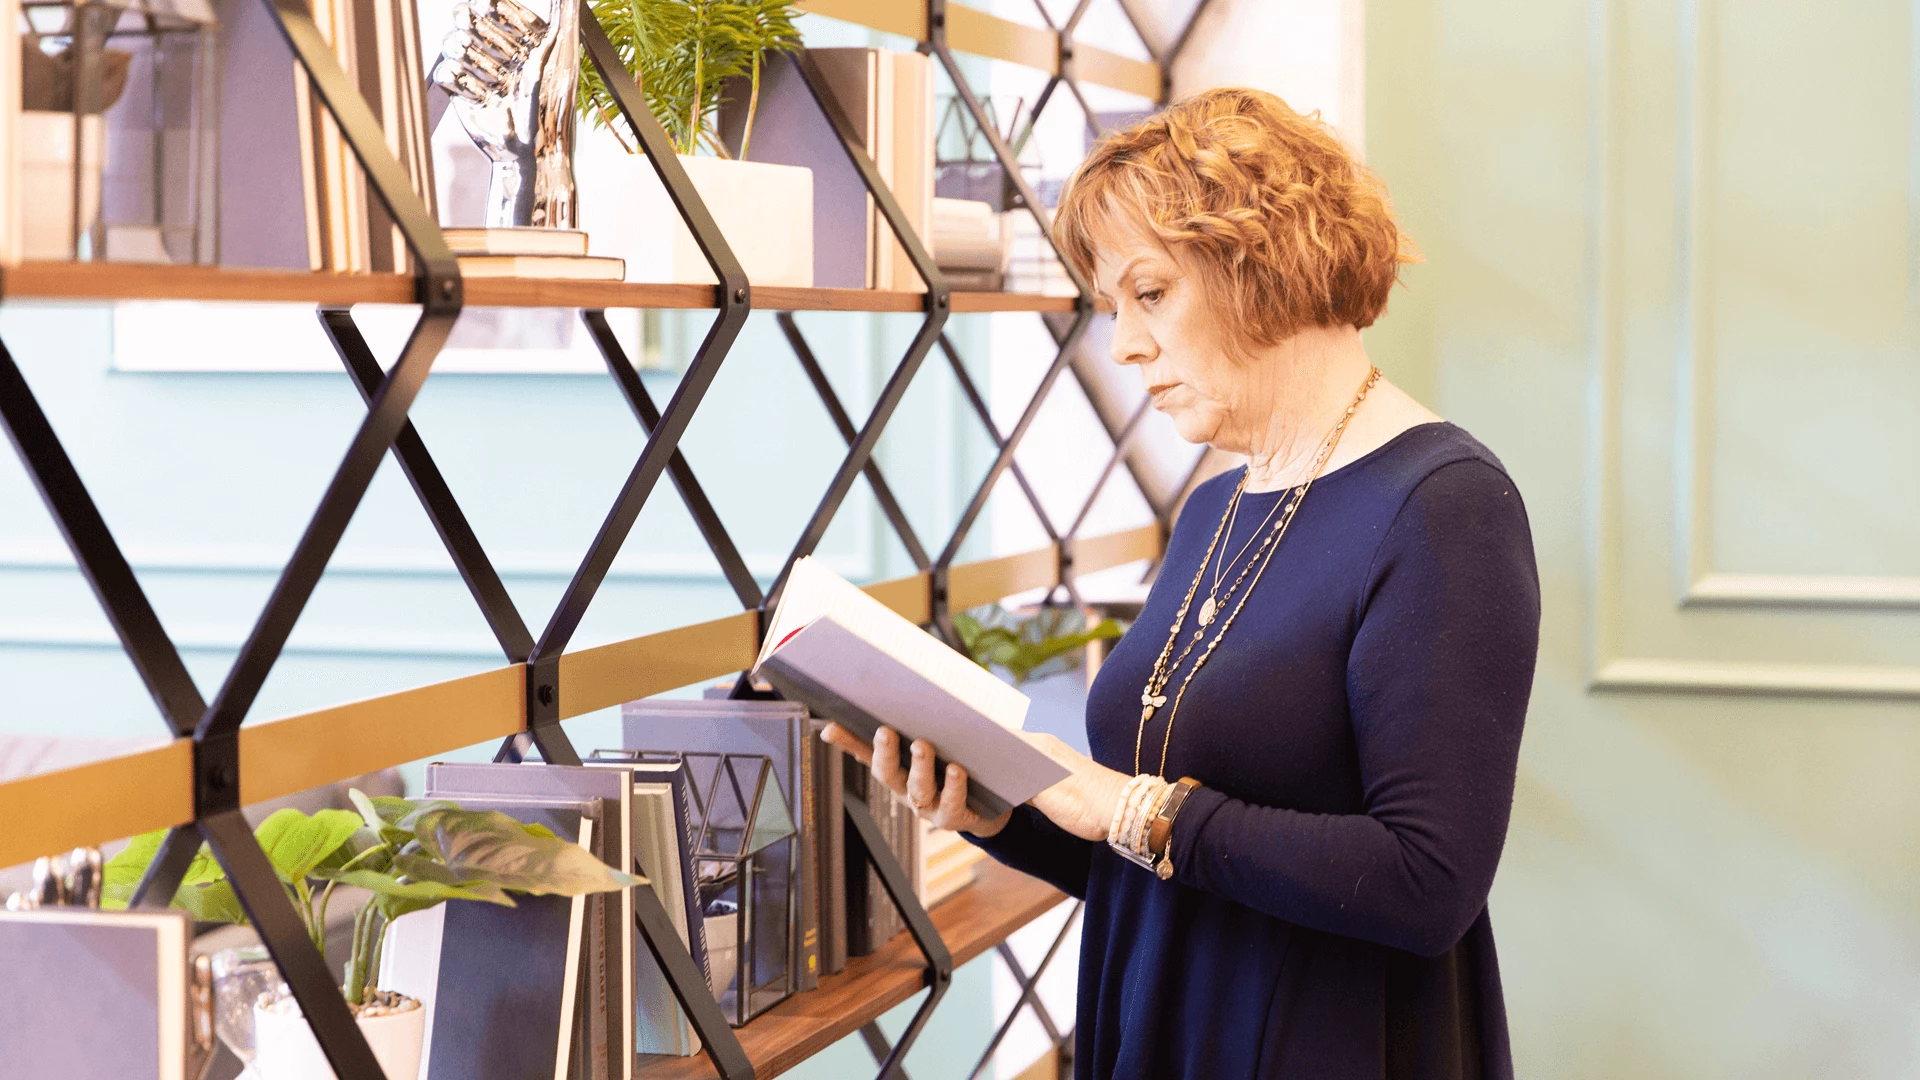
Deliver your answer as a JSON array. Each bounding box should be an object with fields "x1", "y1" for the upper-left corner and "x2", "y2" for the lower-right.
[{"x1": 1092, "y1": 230, "x2": 1247, "y2": 448}]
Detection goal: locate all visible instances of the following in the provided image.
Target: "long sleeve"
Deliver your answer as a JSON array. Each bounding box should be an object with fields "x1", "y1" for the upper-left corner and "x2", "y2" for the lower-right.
[
  {"x1": 1168, "y1": 460, "x2": 1539, "y2": 957},
  {"x1": 967, "y1": 803, "x2": 1096, "y2": 900}
]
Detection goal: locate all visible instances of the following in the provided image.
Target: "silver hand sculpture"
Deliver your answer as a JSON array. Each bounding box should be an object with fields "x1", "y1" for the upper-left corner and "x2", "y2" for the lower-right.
[{"x1": 431, "y1": 0, "x2": 579, "y2": 228}]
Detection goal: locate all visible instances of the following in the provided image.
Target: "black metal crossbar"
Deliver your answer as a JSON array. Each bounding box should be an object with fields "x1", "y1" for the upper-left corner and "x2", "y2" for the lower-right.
[
  {"x1": 761, "y1": 49, "x2": 952, "y2": 615},
  {"x1": 0, "y1": 2, "x2": 1231, "y2": 1078},
  {"x1": 778, "y1": 312, "x2": 932, "y2": 572},
  {"x1": 968, "y1": 901, "x2": 1083, "y2": 1080},
  {"x1": 845, "y1": 798, "x2": 955, "y2": 1080}
]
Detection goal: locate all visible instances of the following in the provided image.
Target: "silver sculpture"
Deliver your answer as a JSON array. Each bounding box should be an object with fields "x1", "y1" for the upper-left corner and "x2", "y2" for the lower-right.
[{"x1": 430, "y1": 0, "x2": 579, "y2": 228}]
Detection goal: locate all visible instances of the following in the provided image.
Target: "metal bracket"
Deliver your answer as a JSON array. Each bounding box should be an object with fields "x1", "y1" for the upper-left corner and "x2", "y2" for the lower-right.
[{"x1": 844, "y1": 798, "x2": 953, "y2": 1080}]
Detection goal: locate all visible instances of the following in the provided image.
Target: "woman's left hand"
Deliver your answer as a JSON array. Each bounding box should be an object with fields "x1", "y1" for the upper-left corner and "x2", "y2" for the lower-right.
[{"x1": 1020, "y1": 732, "x2": 1132, "y2": 842}]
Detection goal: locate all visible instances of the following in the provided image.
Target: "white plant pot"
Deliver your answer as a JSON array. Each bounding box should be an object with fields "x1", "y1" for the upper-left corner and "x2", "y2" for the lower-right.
[
  {"x1": 577, "y1": 148, "x2": 813, "y2": 287},
  {"x1": 252, "y1": 999, "x2": 424, "y2": 1080}
]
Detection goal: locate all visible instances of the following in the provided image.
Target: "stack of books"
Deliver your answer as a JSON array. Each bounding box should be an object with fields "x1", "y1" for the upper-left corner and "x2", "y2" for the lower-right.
[
  {"x1": 931, "y1": 197, "x2": 1010, "y2": 292},
  {"x1": 443, "y1": 227, "x2": 627, "y2": 281},
  {"x1": 294, "y1": 0, "x2": 436, "y2": 273},
  {"x1": 1004, "y1": 211, "x2": 1079, "y2": 296}
]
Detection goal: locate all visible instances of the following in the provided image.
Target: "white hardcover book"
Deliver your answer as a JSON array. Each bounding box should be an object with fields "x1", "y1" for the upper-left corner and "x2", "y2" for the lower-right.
[
  {"x1": 753, "y1": 557, "x2": 1068, "y2": 818},
  {"x1": 631, "y1": 781, "x2": 699, "y2": 1056},
  {"x1": 0, "y1": 908, "x2": 192, "y2": 1080},
  {"x1": 887, "y1": 51, "x2": 935, "y2": 293}
]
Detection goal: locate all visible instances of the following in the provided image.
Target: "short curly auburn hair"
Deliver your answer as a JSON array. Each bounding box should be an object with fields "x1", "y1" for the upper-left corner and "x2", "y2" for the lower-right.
[{"x1": 1054, "y1": 87, "x2": 1416, "y2": 345}]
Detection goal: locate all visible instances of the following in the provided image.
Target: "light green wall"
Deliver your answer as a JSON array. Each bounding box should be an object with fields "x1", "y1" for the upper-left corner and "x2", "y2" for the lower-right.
[{"x1": 1366, "y1": 0, "x2": 1920, "y2": 1075}]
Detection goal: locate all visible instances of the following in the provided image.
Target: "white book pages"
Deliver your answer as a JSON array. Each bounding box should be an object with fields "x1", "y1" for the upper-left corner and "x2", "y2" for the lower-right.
[{"x1": 761, "y1": 557, "x2": 1031, "y2": 731}]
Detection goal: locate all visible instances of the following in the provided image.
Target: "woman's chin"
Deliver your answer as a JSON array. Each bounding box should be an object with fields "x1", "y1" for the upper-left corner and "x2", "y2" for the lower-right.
[{"x1": 1166, "y1": 410, "x2": 1218, "y2": 446}]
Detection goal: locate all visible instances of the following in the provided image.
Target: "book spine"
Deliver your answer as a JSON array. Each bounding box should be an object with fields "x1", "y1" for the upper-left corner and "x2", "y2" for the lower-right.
[
  {"x1": 821, "y1": 739, "x2": 846, "y2": 975},
  {"x1": 841, "y1": 766, "x2": 872, "y2": 957},
  {"x1": 0, "y1": 0, "x2": 18, "y2": 267},
  {"x1": 797, "y1": 719, "x2": 820, "y2": 991}
]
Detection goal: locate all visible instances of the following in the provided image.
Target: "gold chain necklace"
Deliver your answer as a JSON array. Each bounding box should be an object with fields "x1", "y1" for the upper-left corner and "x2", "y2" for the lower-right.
[{"x1": 1134, "y1": 366, "x2": 1381, "y2": 776}]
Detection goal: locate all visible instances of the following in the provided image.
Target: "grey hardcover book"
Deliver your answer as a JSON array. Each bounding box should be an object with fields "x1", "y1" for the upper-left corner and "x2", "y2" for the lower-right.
[
  {"x1": 0, "y1": 908, "x2": 193, "y2": 1080},
  {"x1": 752, "y1": 558, "x2": 1067, "y2": 821},
  {"x1": 815, "y1": 726, "x2": 847, "y2": 975},
  {"x1": 426, "y1": 763, "x2": 637, "y2": 1080},
  {"x1": 717, "y1": 49, "x2": 879, "y2": 288},
  {"x1": 382, "y1": 797, "x2": 598, "y2": 1080},
  {"x1": 624, "y1": 697, "x2": 817, "y2": 993},
  {"x1": 586, "y1": 753, "x2": 710, "y2": 1058}
]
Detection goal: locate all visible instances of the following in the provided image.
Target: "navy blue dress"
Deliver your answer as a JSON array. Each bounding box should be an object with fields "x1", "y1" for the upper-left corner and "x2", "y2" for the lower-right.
[{"x1": 972, "y1": 422, "x2": 1538, "y2": 1080}]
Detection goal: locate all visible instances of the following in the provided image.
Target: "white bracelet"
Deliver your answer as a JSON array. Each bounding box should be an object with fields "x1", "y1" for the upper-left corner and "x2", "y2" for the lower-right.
[
  {"x1": 1109, "y1": 774, "x2": 1171, "y2": 859},
  {"x1": 1108, "y1": 773, "x2": 1154, "y2": 846},
  {"x1": 1128, "y1": 778, "x2": 1171, "y2": 855}
]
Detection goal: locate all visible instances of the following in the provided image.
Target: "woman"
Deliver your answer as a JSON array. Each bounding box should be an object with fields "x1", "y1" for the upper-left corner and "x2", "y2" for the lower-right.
[{"x1": 824, "y1": 86, "x2": 1538, "y2": 1080}]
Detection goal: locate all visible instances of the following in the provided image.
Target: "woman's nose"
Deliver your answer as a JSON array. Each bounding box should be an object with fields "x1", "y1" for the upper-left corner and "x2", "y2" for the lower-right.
[{"x1": 1110, "y1": 315, "x2": 1152, "y2": 366}]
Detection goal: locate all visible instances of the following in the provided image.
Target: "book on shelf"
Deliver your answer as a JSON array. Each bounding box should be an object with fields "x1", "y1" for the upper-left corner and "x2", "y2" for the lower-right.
[
  {"x1": 455, "y1": 254, "x2": 627, "y2": 280},
  {"x1": 728, "y1": 48, "x2": 933, "y2": 291},
  {"x1": 424, "y1": 764, "x2": 641, "y2": 1080},
  {"x1": 0, "y1": 907, "x2": 197, "y2": 1080},
  {"x1": 841, "y1": 762, "x2": 921, "y2": 956},
  {"x1": 753, "y1": 556, "x2": 1070, "y2": 821},
  {"x1": 0, "y1": 0, "x2": 19, "y2": 268},
  {"x1": 291, "y1": 0, "x2": 436, "y2": 273},
  {"x1": 381, "y1": 799, "x2": 598, "y2": 1080},
  {"x1": 931, "y1": 197, "x2": 1010, "y2": 272},
  {"x1": 445, "y1": 227, "x2": 592, "y2": 257},
  {"x1": 585, "y1": 750, "x2": 711, "y2": 1058},
  {"x1": 627, "y1": 696, "x2": 820, "y2": 993}
]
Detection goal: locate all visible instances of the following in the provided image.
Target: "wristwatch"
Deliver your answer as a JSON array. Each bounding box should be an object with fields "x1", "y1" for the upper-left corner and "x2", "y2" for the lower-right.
[{"x1": 1113, "y1": 776, "x2": 1201, "y2": 879}]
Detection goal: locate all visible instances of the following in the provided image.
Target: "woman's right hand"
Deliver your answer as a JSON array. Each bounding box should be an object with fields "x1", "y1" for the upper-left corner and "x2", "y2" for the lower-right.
[{"x1": 819, "y1": 723, "x2": 1012, "y2": 839}]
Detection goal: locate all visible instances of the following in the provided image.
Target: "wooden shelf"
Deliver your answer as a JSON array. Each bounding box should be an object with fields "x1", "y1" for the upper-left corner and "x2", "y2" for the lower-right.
[
  {"x1": 0, "y1": 262, "x2": 1081, "y2": 313},
  {"x1": 636, "y1": 860, "x2": 1067, "y2": 1079}
]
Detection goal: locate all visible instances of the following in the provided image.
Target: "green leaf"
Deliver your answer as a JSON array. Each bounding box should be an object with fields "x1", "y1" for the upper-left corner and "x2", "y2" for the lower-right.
[
  {"x1": 326, "y1": 868, "x2": 517, "y2": 923},
  {"x1": 253, "y1": 808, "x2": 364, "y2": 884},
  {"x1": 411, "y1": 809, "x2": 641, "y2": 896},
  {"x1": 101, "y1": 829, "x2": 169, "y2": 909},
  {"x1": 176, "y1": 878, "x2": 248, "y2": 925}
]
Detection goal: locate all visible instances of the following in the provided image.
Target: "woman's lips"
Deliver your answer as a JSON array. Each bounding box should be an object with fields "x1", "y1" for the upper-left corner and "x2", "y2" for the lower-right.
[{"x1": 1147, "y1": 383, "x2": 1178, "y2": 404}]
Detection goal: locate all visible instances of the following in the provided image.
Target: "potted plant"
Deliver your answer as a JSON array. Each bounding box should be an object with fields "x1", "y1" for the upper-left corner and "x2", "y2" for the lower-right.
[
  {"x1": 575, "y1": 0, "x2": 815, "y2": 287},
  {"x1": 104, "y1": 790, "x2": 637, "y2": 1080},
  {"x1": 952, "y1": 603, "x2": 1126, "y2": 756}
]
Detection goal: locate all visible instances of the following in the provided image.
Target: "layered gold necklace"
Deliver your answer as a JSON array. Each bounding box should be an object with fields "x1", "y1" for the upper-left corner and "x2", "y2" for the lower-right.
[{"x1": 1134, "y1": 366, "x2": 1382, "y2": 777}]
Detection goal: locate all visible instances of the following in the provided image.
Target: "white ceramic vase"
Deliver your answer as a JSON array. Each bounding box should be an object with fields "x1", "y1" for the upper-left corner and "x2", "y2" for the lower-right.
[
  {"x1": 251, "y1": 999, "x2": 425, "y2": 1080},
  {"x1": 576, "y1": 148, "x2": 814, "y2": 287}
]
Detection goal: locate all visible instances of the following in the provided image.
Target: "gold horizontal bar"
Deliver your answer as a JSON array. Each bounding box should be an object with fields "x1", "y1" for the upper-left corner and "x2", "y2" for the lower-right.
[
  {"x1": 241, "y1": 666, "x2": 525, "y2": 807},
  {"x1": 1075, "y1": 523, "x2": 1160, "y2": 573},
  {"x1": 561, "y1": 612, "x2": 762, "y2": 719},
  {"x1": 795, "y1": 0, "x2": 1161, "y2": 100},
  {"x1": 950, "y1": 547, "x2": 1059, "y2": 612},
  {"x1": 2, "y1": 739, "x2": 193, "y2": 869},
  {"x1": 865, "y1": 571, "x2": 935, "y2": 625},
  {"x1": 0, "y1": 528, "x2": 1162, "y2": 864}
]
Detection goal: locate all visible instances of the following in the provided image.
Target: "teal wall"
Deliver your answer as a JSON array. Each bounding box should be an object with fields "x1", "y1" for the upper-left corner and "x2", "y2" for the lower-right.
[
  {"x1": 0, "y1": 297, "x2": 1004, "y2": 1077},
  {"x1": 1366, "y1": 0, "x2": 1920, "y2": 1074}
]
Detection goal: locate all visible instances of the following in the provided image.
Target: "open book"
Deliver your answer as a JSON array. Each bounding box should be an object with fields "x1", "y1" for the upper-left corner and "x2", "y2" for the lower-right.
[{"x1": 753, "y1": 557, "x2": 1069, "y2": 819}]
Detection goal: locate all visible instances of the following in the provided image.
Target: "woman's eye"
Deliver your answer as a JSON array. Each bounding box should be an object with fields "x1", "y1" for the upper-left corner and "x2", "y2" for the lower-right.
[{"x1": 1136, "y1": 288, "x2": 1163, "y2": 305}]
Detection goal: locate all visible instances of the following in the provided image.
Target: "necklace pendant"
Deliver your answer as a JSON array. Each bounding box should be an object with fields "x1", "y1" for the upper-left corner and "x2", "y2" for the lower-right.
[
  {"x1": 1198, "y1": 596, "x2": 1218, "y2": 627},
  {"x1": 1140, "y1": 703, "x2": 1156, "y2": 723}
]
